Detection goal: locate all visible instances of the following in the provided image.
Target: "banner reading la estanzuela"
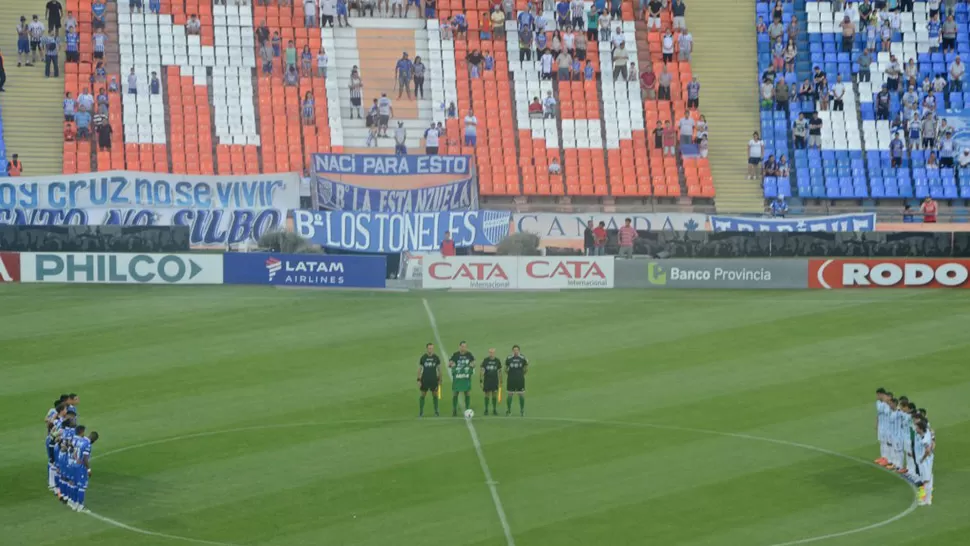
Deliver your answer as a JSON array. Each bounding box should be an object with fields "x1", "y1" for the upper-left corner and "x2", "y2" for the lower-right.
[
  {"x1": 293, "y1": 210, "x2": 511, "y2": 253},
  {"x1": 0, "y1": 171, "x2": 301, "y2": 247},
  {"x1": 223, "y1": 253, "x2": 387, "y2": 288},
  {"x1": 710, "y1": 213, "x2": 877, "y2": 232},
  {"x1": 312, "y1": 154, "x2": 475, "y2": 213}
]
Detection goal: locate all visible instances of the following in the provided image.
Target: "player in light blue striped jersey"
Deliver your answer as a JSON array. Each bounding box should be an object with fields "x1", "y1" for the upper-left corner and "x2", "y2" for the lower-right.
[
  {"x1": 54, "y1": 409, "x2": 76, "y2": 503},
  {"x1": 69, "y1": 426, "x2": 98, "y2": 511},
  {"x1": 46, "y1": 398, "x2": 68, "y2": 491}
]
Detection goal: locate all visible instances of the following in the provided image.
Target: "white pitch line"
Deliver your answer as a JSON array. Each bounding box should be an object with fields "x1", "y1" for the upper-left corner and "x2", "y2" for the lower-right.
[
  {"x1": 84, "y1": 510, "x2": 241, "y2": 546},
  {"x1": 422, "y1": 297, "x2": 517, "y2": 546}
]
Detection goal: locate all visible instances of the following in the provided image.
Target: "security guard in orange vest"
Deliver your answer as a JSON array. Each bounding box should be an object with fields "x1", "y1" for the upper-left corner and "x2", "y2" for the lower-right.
[{"x1": 7, "y1": 154, "x2": 23, "y2": 176}]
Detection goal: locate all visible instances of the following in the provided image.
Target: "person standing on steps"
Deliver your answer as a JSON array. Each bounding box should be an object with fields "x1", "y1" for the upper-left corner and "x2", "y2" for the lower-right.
[
  {"x1": 65, "y1": 25, "x2": 79, "y2": 63},
  {"x1": 395, "y1": 52, "x2": 413, "y2": 100},
  {"x1": 413, "y1": 56, "x2": 426, "y2": 99},
  {"x1": 7, "y1": 154, "x2": 24, "y2": 176},
  {"x1": 348, "y1": 66, "x2": 363, "y2": 118},
  {"x1": 17, "y1": 17, "x2": 31, "y2": 67},
  {"x1": 46, "y1": 0, "x2": 64, "y2": 38},
  {"x1": 377, "y1": 92, "x2": 393, "y2": 137},
  {"x1": 42, "y1": 30, "x2": 59, "y2": 78},
  {"x1": 29, "y1": 15, "x2": 45, "y2": 66}
]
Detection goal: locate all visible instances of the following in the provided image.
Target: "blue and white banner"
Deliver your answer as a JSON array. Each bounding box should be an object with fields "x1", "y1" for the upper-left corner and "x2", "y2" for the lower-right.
[
  {"x1": 312, "y1": 154, "x2": 475, "y2": 213},
  {"x1": 223, "y1": 253, "x2": 386, "y2": 288},
  {"x1": 293, "y1": 210, "x2": 511, "y2": 253},
  {"x1": 710, "y1": 213, "x2": 877, "y2": 232},
  {"x1": 0, "y1": 171, "x2": 301, "y2": 248}
]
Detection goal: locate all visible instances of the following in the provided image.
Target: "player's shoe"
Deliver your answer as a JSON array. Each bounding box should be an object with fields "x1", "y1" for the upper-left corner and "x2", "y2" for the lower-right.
[
  {"x1": 874, "y1": 457, "x2": 888, "y2": 465},
  {"x1": 434, "y1": 410, "x2": 439, "y2": 416},
  {"x1": 452, "y1": 410, "x2": 458, "y2": 417},
  {"x1": 74, "y1": 504, "x2": 86, "y2": 513},
  {"x1": 492, "y1": 410, "x2": 498, "y2": 416},
  {"x1": 895, "y1": 468, "x2": 908, "y2": 474},
  {"x1": 506, "y1": 410, "x2": 511, "y2": 416}
]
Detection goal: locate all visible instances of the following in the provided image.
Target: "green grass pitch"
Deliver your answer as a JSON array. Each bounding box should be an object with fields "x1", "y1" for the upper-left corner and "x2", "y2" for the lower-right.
[{"x1": 1, "y1": 285, "x2": 969, "y2": 546}]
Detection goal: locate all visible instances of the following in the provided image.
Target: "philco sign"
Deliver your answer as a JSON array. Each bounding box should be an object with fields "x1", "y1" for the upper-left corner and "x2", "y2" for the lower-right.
[
  {"x1": 810, "y1": 259, "x2": 970, "y2": 288},
  {"x1": 20, "y1": 253, "x2": 224, "y2": 284}
]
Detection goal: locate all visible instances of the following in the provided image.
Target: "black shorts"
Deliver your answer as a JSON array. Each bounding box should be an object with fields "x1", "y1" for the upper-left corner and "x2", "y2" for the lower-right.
[
  {"x1": 748, "y1": 157, "x2": 761, "y2": 165},
  {"x1": 506, "y1": 378, "x2": 525, "y2": 393},
  {"x1": 350, "y1": 97, "x2": 361, "y2": 106},
  {"x1": 420, "y1": 379, "x2": 439, "y2": 392},
  {"x1": 49, "y1": 19, "x2": 61, "y2": 32},
  {"x1": 483, "y1": 379, "x2": 499, "y2": 392},
  {"x1": 94, "y1": 51, "x2": 104, "y2": 59},
  {"x1": 426, "y1": 146, "x2": 438, "y2": 155},
  {"x1": 379, "y1": 114, "x2": 389, "y2": 126},
  {"x1": 31, "y1": 40, "x2": 41, "y2": 51}
]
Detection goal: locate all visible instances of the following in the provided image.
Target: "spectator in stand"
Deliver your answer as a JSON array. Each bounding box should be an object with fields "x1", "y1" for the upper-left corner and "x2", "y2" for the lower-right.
[
  {"x1": 921, "y1": 196, "x2": 938, "y2": 222},
  {"x1": 771, "y1": 37, "x2": 784, "y2": 72},
  {"x1": 359, "y1": 0, "x2": 376, "y2": 17},
  {"x1": 93, "y1": 28, "x2": 106, "y2": 61},
  {"x1": 284, "y1": 64, "x2": 299, "y2": 86},
  {"x1": 65, "y1": 25, "x2": 79, "y2": 62},
  {"x1": 75, "y1": 109, "x2": 92, "y2": 138},
  {"x1": 64, "y1": 121, "x2": 76, "y2": 141},
  {"x1": 321, "y1": 0, "x2": 336, "y2": 28},
  {"x1": 285, "y1": 40, "x2": 297, "y2": 71},
  {"x1": 678, "y1": 113, "x2": 695, "y2": 146},
  {"x1": 317, "y1": 47, "x2": 328, "y2": 78},
  {"x1": 840, "y1": 15, "x2": 855, "y2": 53},
  {"x1": 130, "y1": 0, "x2": 144, "y2": 14},
  {"x1": 466, "y1": 49, "x2": 483, "y2": 79},
  {"x1": 6, "y1": 154, "x2": 23, "y2": 176},
  {"x1": 92, "y1": 0, "x2": 106, "y2": 30},
  {"x1": 464, "y1": 109, "x2": 478, "y2": 146},
  {"x1": 424, "y1": 122, "x2": 439, "y2": 154},
  {"x1": 16, "y1": 16, "x2": 30, "y2": 68},
  {"x1": 0, "y1": 47, "x2": 7, "y2": 90},
  {"x1": 698, "y1": 135, "x2": 708, "y2": 157},
  {"x1": 540, "y1": 48, "x2": 553, "y2": 79},
  {"x1": 529, "y1": 96, "x2": 543, "y2": 117},
  {"x1": 672, "y1": 0, "x2": 687, "y2": 30},
  {"x1": 808, "y1": 111, "x2": 822, "y2": 148},
  {"x1": 440, "y1": 231, "x2": 456, "y2": 256},
  {"x1": 661, "y1": 30, "x2": 674, "y2": 64},
  {"x1": 150, "y1": 71, "x2": 160, "y2": 94},
  {"x1": 783, "y1": 38, "x2": 797, "y2": 72},
  {"x1": 570, "y1": 0, "x2": 584, "y2": 29},
  {"x1": 64, "y1": 10, "x2": 77, "y2": 32},
  {"x1": 763, "y1": 154, "x2": 778, "y2": 176},
  {"x1": 611, "y1": 25, "x2": 624, "y2": 51},
  {"x1": 747, "y1": 131, "x2": 765, "y2": 179},
  {"x1": 490, "y1": 8, "x2": 506, "y2": 38},
  {"x1": 446, "y1": 101, "x2": 456, "y2": 117},
  {"x1": 760, "y1": 77, "x2": 774, "y2": 109},
  {"x1": 96, "y1": 115, "x2": 112, "y2": 151},
  {"x1": 653, "y1": 120, "x2": 664, "y2": 149},
  {"x1": 336, "y1": 0, "x2": 349, "y2": 27},
  {"x1": 599, "y1": 10, "x2": 612, "y2": 42},
  {"x1": 557, "y1": 49, "x2": 572, "y2": 80},
  {"x1": 658, "y1": 64, "x2": 672, "y2": 100},
  {"x1": 42, "y1": 31, "x2": 59, "y2": 78},
  {"x1": 376, "y1": 93, "x2": 392, "y2": 136},
  {"x1": 774, "y1": 77, "x2": 789, "y2": 111},
  {"x1": 646, "y1": 0, "x2": 662, "y2": 30},
  {"x1": 792, "y1": 112, "x2": 808, "y2": 148},
  {"x1": 127, "y1": 67, "x2": 138, "y2": 94},
  {"x1": 678, "y1": 28, "x2": 693, "y2": 62},
  {"x1": 149, "y1": 0, "x2": 161, "y2": 14},
  {"x1": 756, "y1": 16, "x2": 767, "y2": 34},
  {"x1": 77, "y1": 87, "x2": 94, "y2": 111},
  {"x1": 940, "y1": 131, "x2": 956, "y2": 168},
  {"x1": 396, "y1": 52, "x2": 414, "y2": 97},
  {"x1": 686, "y1": 77, "x2": 700, "y2": 109},
  {"x1": 108, "y1": 75, "x2": 118, "y2": 92},
  {"x1": 889, "y1": 132, "x2": 904, "y2": 167},
  {"x1": 563, "y1": 27, "x2": 575, "y2": 57},
  {"x1": 876, "y1": 84, "x2": 890, "y2": 120},
  {"x1": 582, "y1": 221, "x2": 595, "y2": 256},
  {"x1": 548, "y1": 157, "x2": 562, "y2": 174},
  {"x1": 584, "y1": 59, "x2": 594, "y2": 80},
  {"x1": 300, "y1": 91, "x2": 315, "y2": 126},
  {"x1": 768, "y1": 16, "x2": 784, "y2": 43},
  {"x1": 187, "y1": 14, "x2": 202, "y2": 35},
  {"x1": 261, "y1": 41, "x2": 274, "y2": 75},
  {"x1": 304, "y1": 0, "x2": 318, "y2": 28},
  {"x1": 256, "y1": 20, "x2": 270, "y2": 46},
  {"x1": 695, "y1": 114, "x2": 708, "y2": 142},
  {"x1": 618, "y1": 218, "x2": 637, "y2": 258},
  {"x1": 950, "y1": 56, "x2": 965, "y2": 91},
  {"x1": 777, "y1": 154, "x2": 789, "y2": 176},
  {"x1": 412, "y1": 55, "x2": 426, "y2": 98},
  {"x1": 575, "y1": 31, "x2": 588, "y2": 60},
  {"x1": 770, "y1": 196, "x2": 788, "y2": 217},
  {"x1": 97, "y1": 88, "x2": 109, "y2": 113},
  {"x1": 301, "y1": 45, "x2": 312, "y2": 77},
  {"x1": 857, "y1": 48, "x2": 872, "y2": 82},
  {"x1": 942, "y1": 14, "x2": 958, "y2": 52},
  {"x1": 586, "y1": 8, "x2": 599, "y2": 41},
  {"x1": 28, "y1": 16, "x2": 44, "y2": 66},
  {"x1": 662, "y1": 120, "x2": 676, "y2": 156},
  {"x1": 612, "y1": 43, "x2": 628, "y2": 80},
  {"x1": 640, "y1": 65, "x2": 656, "y2": 99},
  {"x1": 543, "y1": 91, "x2": 557, "y2": 117},
  {"x1": 832, "y1": 74, "x2": 845, "y2": 111},
  {"x1": 63, "y1": 92, "x2": 76, "y2": 121},
  {"x1": 593, "y1": 221, "x2": 607, "y2": 255}
]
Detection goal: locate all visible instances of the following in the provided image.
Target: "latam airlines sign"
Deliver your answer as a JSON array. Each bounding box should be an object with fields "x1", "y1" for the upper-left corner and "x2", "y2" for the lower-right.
[
  {"x1": 810, "y1": 259, "x2": 970, "y2": 288},
  {"x1": 422, "y1": 256, "x2": 614, "y2": 289}
]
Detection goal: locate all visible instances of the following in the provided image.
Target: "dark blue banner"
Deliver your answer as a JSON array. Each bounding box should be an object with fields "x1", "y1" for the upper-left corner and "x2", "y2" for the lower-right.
[
  {"x1": 223, "y1": 253, "x2": 387, "y2": 288},
  {"x1": 710, "y1": 213, "x2": 877, "y2": 232},
  {"x1": 293, "y1": 210, "x2": 511, "y2": 253},
  {"x1": 311, "y1": 154, "x2": 475, "y2": 213}
]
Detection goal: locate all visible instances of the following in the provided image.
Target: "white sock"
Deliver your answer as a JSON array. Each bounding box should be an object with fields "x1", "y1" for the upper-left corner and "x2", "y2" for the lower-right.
[
  {"x1": 879, "y1": 442, "x2": 886, "y2": 459},
  {"x1": 48, "y1": 465, "x2": 55, "y2": 488}
]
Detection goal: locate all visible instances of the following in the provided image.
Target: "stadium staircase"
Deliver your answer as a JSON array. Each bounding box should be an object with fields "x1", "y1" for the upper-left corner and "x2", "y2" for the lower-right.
[
  {"x1": 0, "y1": 1, "x2": 67, "y2": 175},
  {"x1": 687, "y1": 0, "x2": 763, "y2": 213},
  {"x1": 334, "y1": 19, "x2": 435, "y2": 152}
]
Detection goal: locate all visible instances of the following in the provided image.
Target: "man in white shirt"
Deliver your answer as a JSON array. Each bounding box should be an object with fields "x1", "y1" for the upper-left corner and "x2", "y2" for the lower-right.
[
  {"x1": 540, "y1": 49, "x2": 553, "y2": 79},
  {"x1": 377, "y1": 93, "x2": 393, "y2": 137},
  {"x1": 424, "y1": 123, "x2": 440, "y2": 155},
  {"x1": 543, "y1": 91, "x2": 557, "y2": 118},
  {"x1": 304, "y1": 0, "x2": 318, "y2": 28},
  {"x1": 949, "y1": 56, "x2": 965, "y2": 91},
  {"x1": 874, "y1": 388, "x2": 889, "y2": 466},
  {"x1": 958, "y1": 147, "x2": 970, "y2": 169},
  {"x1": 463, "y1": 109, "x2": 478, "y2": 146},
  {"x1": 661, "y1": 30, "x2": 674, "y2": 63},
  {"x1": 915, "y1": 419, "x2": 934, "y2": 506},
  {"x1": 747, "y1": 131, "x2": 765, "y2": 179},
  {"x1": 611, "y1": 27, "x2": 624, "y2": 50},
  {"x1": 832, "y1": 74, "x2": 846, "y2": 111},
  {"x1": 548, "y1": 158, "x2": 561, "y2": 174},
  {"x1": 186, "y1": 14, "x2": 201, "y2": 35}
]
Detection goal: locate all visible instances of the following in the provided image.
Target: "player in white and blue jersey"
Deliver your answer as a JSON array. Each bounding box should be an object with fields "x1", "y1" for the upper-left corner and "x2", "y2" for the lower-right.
[
  {"x1": 72, "y1": 428, "x2": 98, "y2": 512},
  {"x1": 54, "y1": 410, "x2": 76, "y2": 502},
  {"x1": 46, "y1": 400, "x2": 68, "y2": 490},
  {"x1": 874, "y1": 388, "x2": 889, "y2": 465},
  {"x1": 915, "y1": 419, "x2": 934, "y2": 506},
  {"x1": 893, "y1": 397, "x2": 912, "y2": 475}
]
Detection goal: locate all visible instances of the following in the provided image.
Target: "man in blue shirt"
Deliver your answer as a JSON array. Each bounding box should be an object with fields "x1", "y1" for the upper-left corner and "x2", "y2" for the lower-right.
[
  {"x1": 516, "y1": 8, "x2": 533, "y2": 31},
  {"x1": 395, "y1": 52, "x2": 413, "y2": 100},
  {"x1": 65, "y1": 26, "x2": 79, "y2": 62},
  {"x1": 770, "y1": 196, "x2": 788, "y2": 217},
  {"x1": 75, "y1": 109, "x2": 92, "y2": 139},
  {"x1": 71, "y1": 426, "x2": 98, "y2": 511},
  {"x1": 42, "y1": 31, "x2": 59, "y2": 78},
  {"x1": 92, "y1": 0, "x2": 107, "y2": 30},
  {"x1": 890, "y1": 132, "x2": 905, "y2": 168}
]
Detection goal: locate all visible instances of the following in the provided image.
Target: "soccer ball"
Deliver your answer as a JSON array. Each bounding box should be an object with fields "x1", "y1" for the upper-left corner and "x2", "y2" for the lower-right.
[{"x1": 464, "y1": 409, "x2": 475, "y2": 419}]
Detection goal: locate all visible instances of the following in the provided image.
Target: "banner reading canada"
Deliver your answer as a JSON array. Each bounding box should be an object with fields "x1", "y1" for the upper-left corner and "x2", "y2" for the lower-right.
[
  {"x1": 422, "y1": 256, "x2": 614, "y2": 290},
  {"x1": 809, "y1": 259, "x2": 970, "y2": 288}
]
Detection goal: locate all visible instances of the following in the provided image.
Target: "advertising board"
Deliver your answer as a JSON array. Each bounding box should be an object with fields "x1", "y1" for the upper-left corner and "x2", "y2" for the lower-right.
[
  {"x1": 809, "y1": 259, "x2": 970, "y2": 288},
  {"x1": 615, "y1": 259, "x2": 810, "y2": 289},
  {"x1": 19, "y1": 253, "x2": 223, "y2": 284},
  {"x1": 511, "y1": 213, "x2": 708, "y2": 249},
  {"x1": 709, "y1": 213, "x2": 877, "y2": 232},
  {"x1": 0, "y1": 252, "x2": 20, "y2": 282},
  {"x1": 223, "y1": 253, "x2": 387, "y2": 288},
  {"x1": 421, "y1": 256, "x2": 614, "y2": 290}
]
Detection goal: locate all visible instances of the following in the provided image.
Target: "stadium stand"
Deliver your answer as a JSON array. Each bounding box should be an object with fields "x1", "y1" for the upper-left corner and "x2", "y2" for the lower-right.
[
  {"x1": 756, "y1": 0, "x2": 970, "y2": 206},
  {"x1": 0, "y1": 0, "x2": 723, "y2": 205}
]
